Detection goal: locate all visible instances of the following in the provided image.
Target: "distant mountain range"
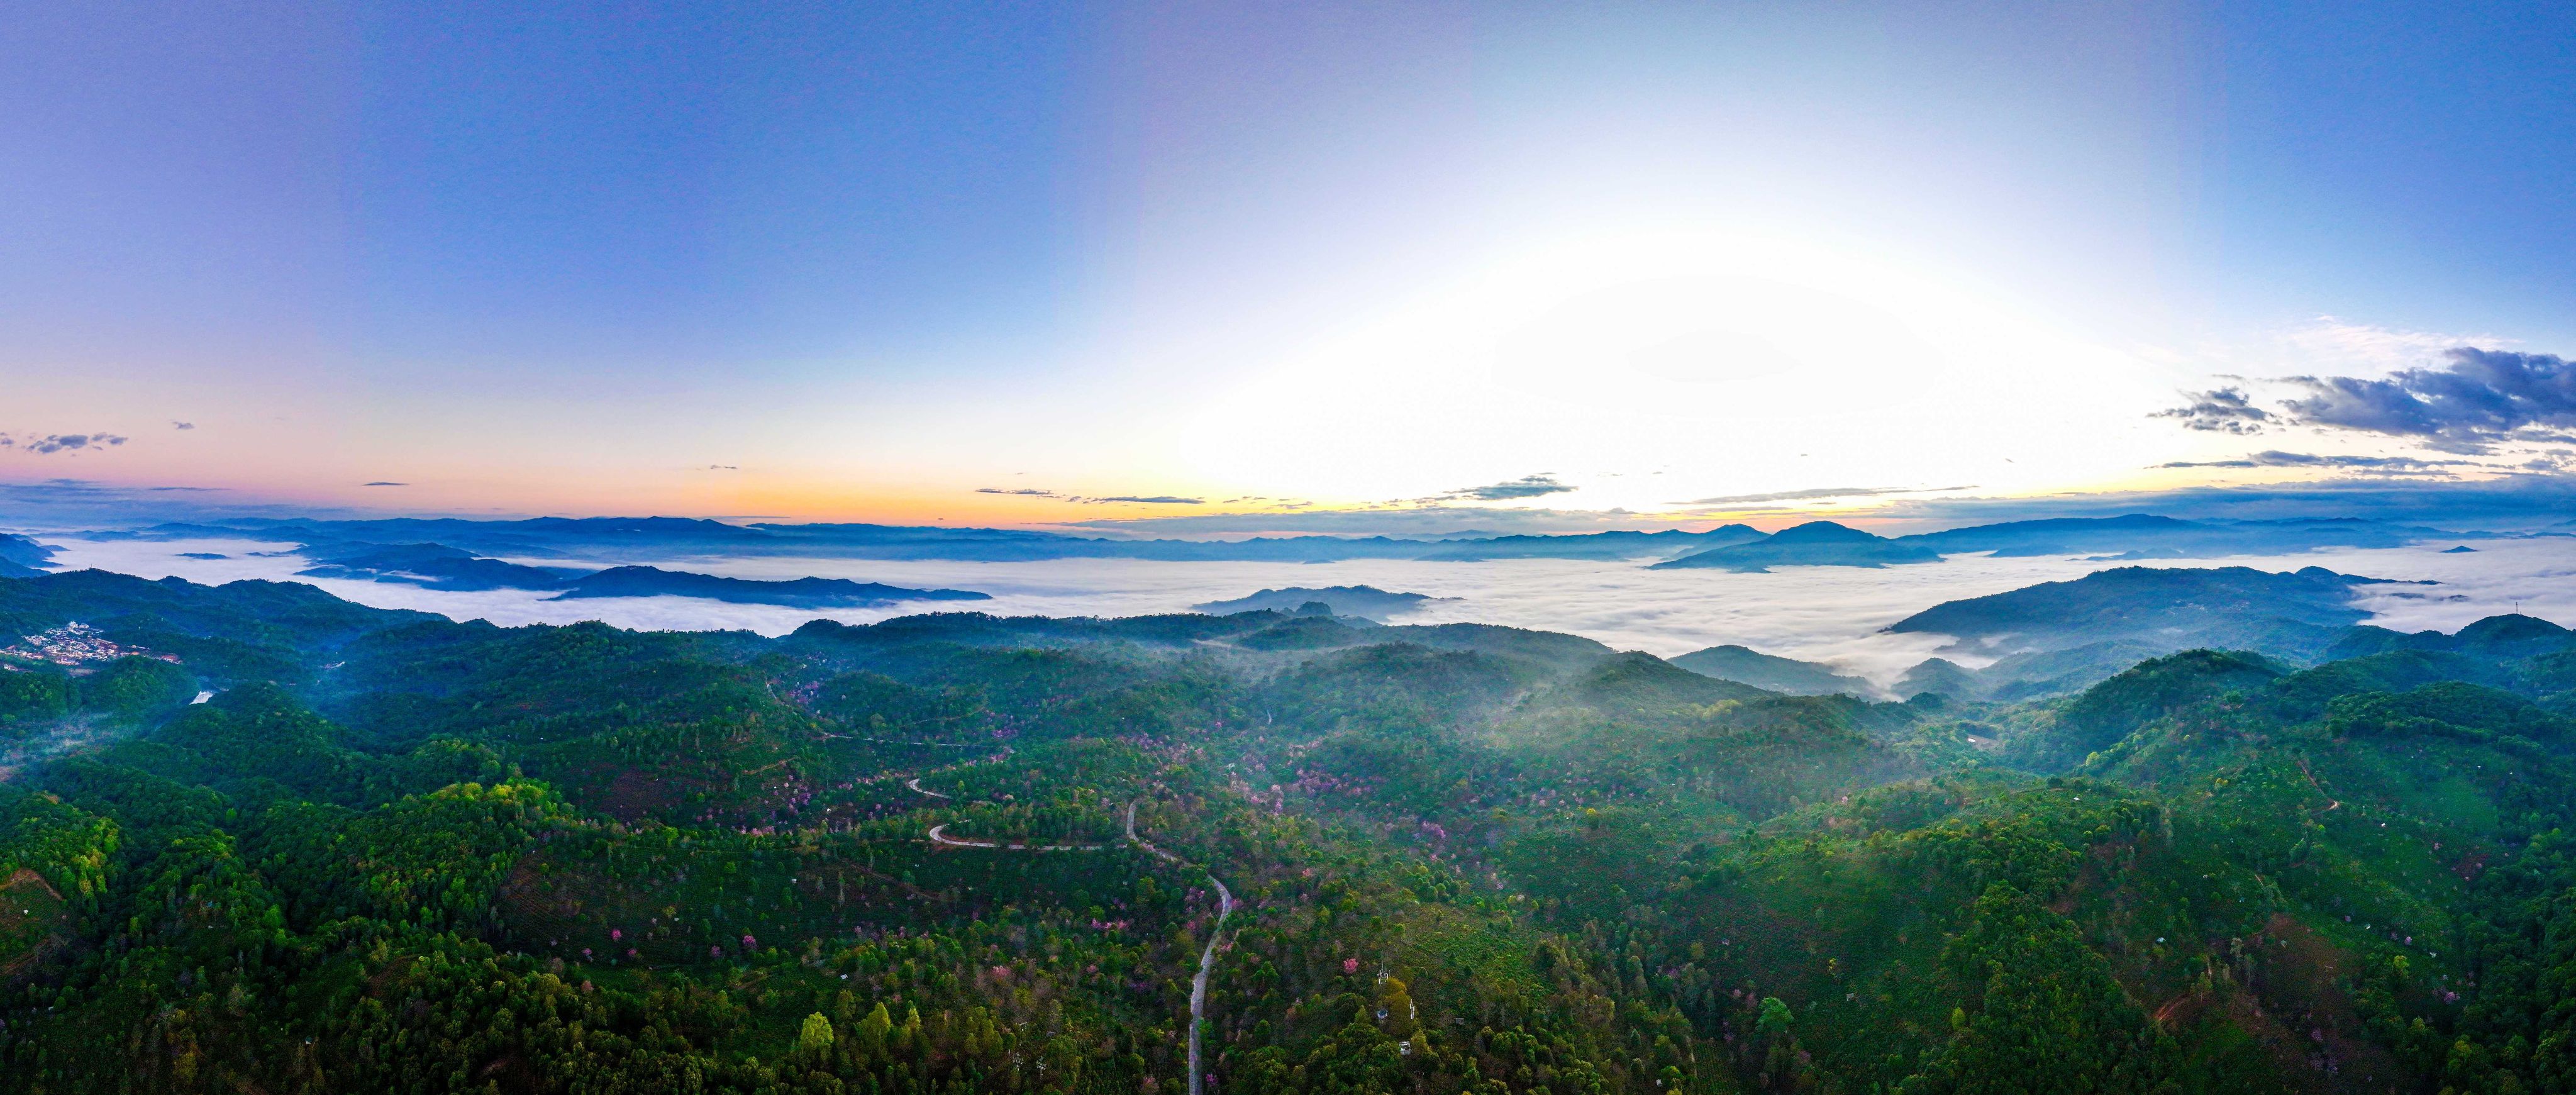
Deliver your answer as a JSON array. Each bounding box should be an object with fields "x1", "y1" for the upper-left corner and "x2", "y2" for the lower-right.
[
  {"x1": 1411, "y1": 525, "x2": 1767, "y2": 561},
  {"x1": 94, "y1": 516, "x2": 1758, "y2": 564},
  {"x1": 555, "y1": 566, "x2": 992, "y2": 609},
  {"x1": 296, "y1": 542, "x2": 584, "y2": 591},
  {"x1": 1892, "y1": 513, "x2": 2472, "y2": 559},
  {"x1": 8, "y1": 523, "x2": 2549, "y2": 712},
  {"x1": 293, "y1": 541, "x2": 987, "y2": 609},
  {"x1": 1652, "y1": 520, "x2": 1940, "y2": 572},
  {"x1": 78, "y1": 509, "x2": 2492, "y2": 569},
  {"x1": 1648, "y1": 513, "x2": 2500, "y2": 573}
]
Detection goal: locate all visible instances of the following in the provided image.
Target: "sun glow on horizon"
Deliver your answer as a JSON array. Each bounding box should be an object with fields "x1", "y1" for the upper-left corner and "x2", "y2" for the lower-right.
[{"x1": 1157, "y1": 220, "x2": 2187, "y2": 517}]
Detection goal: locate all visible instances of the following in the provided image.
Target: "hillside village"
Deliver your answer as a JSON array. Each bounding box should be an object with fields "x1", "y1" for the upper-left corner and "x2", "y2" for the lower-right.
[{"x1": 0, "y1": 623, "x2": 176, "y2": 672}]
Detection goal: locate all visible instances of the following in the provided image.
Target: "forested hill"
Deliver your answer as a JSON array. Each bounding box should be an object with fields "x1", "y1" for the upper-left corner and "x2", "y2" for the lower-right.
[
  {"x1": 0, "y1": 535, "x2": 52, "y2": 579},
  {"x1": 0, "y1": 567, "x2": 2572, "y2": 1094}
]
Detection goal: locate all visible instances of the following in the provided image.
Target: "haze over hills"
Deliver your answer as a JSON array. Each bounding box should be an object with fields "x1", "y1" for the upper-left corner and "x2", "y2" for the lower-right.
[
  {"x1": 1191, "y1": 585, "x2": 1450, "y2": 621},
  {"x1": 294, "y1": 541, "x2": 586, "y2": 591},
  {"x1": 1645, "y1": 513, "x2": 2499, "y2": 574},
  {"x1": 82, "y1": 516, "x2": 1772, "y2": 565},
  {"x1": 1661, "y1": 564, "x2": 2443, "y2": 703},
  {"x1": 293, "y1": 542, "x2": 991, "y2": 609},
  {"x1": 1894, "y1": 655, "x2": 1982, "y2": 699},
  {"x1": 23, "y1": 509, "x2": 2557, "y2": 666},
  {"x1": 50, "y1": 509, "x2": 2504, "y2": 569},
  {"x1": 24, "y1": 513, "x2": 2565, "y2": 692},
  {"x1": 0, "y1": 535, "x2": 51, "y2": 579},
  {"x1": 1669, "y1": 643, "x2": 1876, "y2": 696},
  {"x1": 554, "y1": 566, "x2": 992, "y2": 609},
  {"x1": 1888, "y1": 565, "x2": 2401, "y2": 655},
  {"x1": 21, "y1": 512, "x2": 2568, "y2": 722},
  {"x1": 1883, "y1": 565, "x2": 2419, "y2": 701}
]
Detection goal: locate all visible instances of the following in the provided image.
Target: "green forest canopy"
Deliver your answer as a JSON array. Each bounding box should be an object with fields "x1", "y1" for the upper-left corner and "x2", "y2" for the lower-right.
[{"x1": 0, "y1": 568, "x2": 2571, "y2": 1094}]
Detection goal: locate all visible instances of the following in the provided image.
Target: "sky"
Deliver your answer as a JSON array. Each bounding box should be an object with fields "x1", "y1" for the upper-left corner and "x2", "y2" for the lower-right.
[{"x1": 5, "y1": 1, "x2": 2575, "y2": 531}]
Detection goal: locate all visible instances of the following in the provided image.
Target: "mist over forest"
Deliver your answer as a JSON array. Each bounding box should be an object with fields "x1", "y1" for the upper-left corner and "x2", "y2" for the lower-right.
[{"x1": 1, "y1": 505, "x2": 2573, "y2": 1094}]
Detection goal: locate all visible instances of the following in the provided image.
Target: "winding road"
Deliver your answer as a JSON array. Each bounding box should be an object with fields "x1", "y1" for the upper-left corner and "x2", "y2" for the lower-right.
[
  {"x1": 909, "y1": 769, "x2": 1235, "y2": 1095},
  {"x1": 1127, "y1": 802, "x2": 1238, "y2": 1095},
  {"x1": 923, "y1": 823, "x2": 1104, "y2": 852}
]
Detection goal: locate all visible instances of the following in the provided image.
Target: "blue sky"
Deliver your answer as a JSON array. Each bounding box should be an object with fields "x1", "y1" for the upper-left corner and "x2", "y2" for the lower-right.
[
  {"x1": 2194, "y1": 2, "x2": 2576, "y2": 328},
  {"x1": 3, "y1": 1, "x2": 2572, "y2": 528}
]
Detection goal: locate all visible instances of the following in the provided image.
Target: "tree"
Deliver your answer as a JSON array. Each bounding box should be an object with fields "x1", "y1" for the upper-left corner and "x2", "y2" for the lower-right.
[
  {"x1": 798, "y1": 1012, "x2": 836, "y2": 1059},
  {"x1": 1901, "y1": 884, "x2": 2174, "y2": 1094},
  {"x1": 857, "y1": 1001, "x2": 894, "y2": 1062}
]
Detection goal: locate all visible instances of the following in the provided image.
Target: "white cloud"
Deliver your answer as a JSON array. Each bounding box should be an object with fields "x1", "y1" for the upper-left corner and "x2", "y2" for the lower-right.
[{"x1": 2282, "y1": 316, "x2": 2514, "y2": 373}]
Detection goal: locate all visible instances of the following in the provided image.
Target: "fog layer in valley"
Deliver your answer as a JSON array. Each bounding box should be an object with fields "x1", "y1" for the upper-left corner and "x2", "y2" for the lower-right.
[{"x1": 35, "y1": 534, "x2": 2576, "y2": 687}]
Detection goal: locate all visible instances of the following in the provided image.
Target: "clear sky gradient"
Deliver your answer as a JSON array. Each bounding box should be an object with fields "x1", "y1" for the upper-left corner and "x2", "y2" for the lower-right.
[{"x1": 6, "y1": 1, "x2": 2573, "y2": 530}]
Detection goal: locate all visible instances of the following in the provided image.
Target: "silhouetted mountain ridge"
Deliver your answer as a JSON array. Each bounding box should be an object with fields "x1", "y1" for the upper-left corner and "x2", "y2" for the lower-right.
[
  {"x1": 1652, "y1": 520, "x2": 1941, "y2": 572},
  {"x1": 0, "y1": 533, "x2": 54, "y2": 578}
]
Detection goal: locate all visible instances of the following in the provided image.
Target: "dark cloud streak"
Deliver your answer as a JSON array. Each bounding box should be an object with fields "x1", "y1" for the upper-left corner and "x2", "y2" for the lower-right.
[
  {"x1": 2279, "y1": 348, "x2": 2576, "y2": 452},
  {"x1": 974, "y1": 487, "x2": 1204, "y2": 505},
  {"x1": 1, "y1": 432, "x2": 130, "y2": 455},
  {"x1": 2151, "y1": 387, "x2": 2272, "y2": 434},
  {"x1": 2155, "y1": 450, "x2": 2476, "y2": 472},
  {"x1": 2158, "y1": 348, "x2": 2576, "y2": 454},
  {"x1": 1433, "y1": 474, "x2": 1574, "y2": 501}
]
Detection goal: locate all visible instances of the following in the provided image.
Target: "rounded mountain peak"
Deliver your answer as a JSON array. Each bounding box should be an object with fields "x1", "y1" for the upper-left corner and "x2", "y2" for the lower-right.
[{"x1": 1768, "y1": 520, "x2": 1882, "y2": 543}]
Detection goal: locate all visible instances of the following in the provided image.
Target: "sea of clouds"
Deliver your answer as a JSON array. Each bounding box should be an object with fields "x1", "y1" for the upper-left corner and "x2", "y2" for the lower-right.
[{"x1": 33, "y1": 534, "x2": 2576, "y2": 688}]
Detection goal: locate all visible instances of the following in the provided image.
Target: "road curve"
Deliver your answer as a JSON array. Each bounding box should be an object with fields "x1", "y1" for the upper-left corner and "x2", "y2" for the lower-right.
[
  {"x1": 924, "y1": 823, "x2": 1104, "y2": 852},
  {"x1": 1126, "y1": 803, "x2": 1236, "y2": 1095},
  {"x1": 1187, "y1": 875, "x2": 1236, "y2": 1095},
  {"x1": 914, "y1": 786, "x2": 1234, "y2": 1095}
]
